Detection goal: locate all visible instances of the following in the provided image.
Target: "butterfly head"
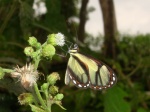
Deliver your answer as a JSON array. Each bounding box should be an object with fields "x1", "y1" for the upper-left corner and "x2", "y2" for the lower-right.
[{"x1": 69, "y1": 44, "x2": 79, "y2": 54}]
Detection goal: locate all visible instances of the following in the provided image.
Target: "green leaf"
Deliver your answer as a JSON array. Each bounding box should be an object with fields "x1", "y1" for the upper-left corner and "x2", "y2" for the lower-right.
[
  {"x1": 30, "y1": 104, "x2": 46, "y2": 112},
  {"x1": 104, "y1": 86, "x2": 131, "y2": 112},
  {"x1": 75, "y1": 90, "x2": 91, "y2": 110},
  {"x1": 137, "y1": 108, "x2": 148, "y2": 112}
]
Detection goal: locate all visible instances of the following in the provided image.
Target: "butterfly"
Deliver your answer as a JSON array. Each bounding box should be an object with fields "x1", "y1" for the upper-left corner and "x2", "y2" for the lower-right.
[{"x1": 65, "y1": 44, "x2": 117, "y2": 90}]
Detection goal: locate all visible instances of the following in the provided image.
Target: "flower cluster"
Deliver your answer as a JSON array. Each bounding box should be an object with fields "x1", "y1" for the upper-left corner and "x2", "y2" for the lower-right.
[{"x1": 24, "y1": 32, "x2": 65, "y2": 60}]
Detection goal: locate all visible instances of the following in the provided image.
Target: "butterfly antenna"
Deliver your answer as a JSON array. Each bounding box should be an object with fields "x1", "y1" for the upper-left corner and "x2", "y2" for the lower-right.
[
  {"x1": 56, "y1": 53, "x2": 66, "y2": 57},
  {"x1": 65, "y1": 40, "x2": 73, "y2": 50},
  {"x1": 61, "y1": 43, "x2": 70, "y2": 57},
  {"x1": 56, "y1": 41, "x2": 73, "y2": 57}
]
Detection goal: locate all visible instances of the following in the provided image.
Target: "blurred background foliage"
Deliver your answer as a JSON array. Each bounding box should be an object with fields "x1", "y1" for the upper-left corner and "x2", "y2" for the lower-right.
[{"x1": 0, "y1": 0, "x2": 150, "y2": 112}]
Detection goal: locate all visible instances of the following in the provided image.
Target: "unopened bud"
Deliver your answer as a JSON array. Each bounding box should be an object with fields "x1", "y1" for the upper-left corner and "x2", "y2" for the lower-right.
[
  {"x1": 24, "y1": 47, "x2": 34, "y2": 56},
  {"x1": 42, "y1": 44, "x2": 55, "y2": 59},
  {"x1": 54, "y1": 93, "x2": 64, "y2": 101},
  {"x1": 28, "y1": 37, "x2": 38, "y2": 47},
  {"x1": 49, "y1": 85, "x2": 58, "y2": 95},
  {"x1": 47, "y1": 34, "x2": 57, "y2": 46},
  {"x1": 41, "y1": 83, "x2": 49, "y2": 91},
  {"x1": 18, "y1": 93, "x2": 34, "y2": 105},
  {"x1": 47, "y1": 72, "x2": 60, "y2": 85}
]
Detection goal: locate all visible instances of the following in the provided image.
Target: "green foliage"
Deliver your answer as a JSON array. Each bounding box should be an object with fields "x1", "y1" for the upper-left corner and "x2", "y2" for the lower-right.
[
  {"x1": 74, "y1": 90, "x2": 91, "y2": 111},
  {"x1": 137, "y1": 108, "x2": 148, "y2": 112},
  {"x1": 115, "y1": 34, "x2": 150, "y2": 112},
  {"x1": 104, "y1": 86, "x2": 131, "y2": 112},
  {"x1": 30, "y1": 104, "x2": 46, "y2": 112},
  {"x1": 117, "y1": 34, "x2": 150, "y2": 82}
]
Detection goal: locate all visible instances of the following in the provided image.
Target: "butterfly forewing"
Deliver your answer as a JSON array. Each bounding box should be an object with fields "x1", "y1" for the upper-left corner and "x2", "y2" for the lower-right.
[
  {"x1": 65, "y1": 51, "x2": 117, "y2": 90},
  {"x1": 65, "y1": 55, "x2": 89, "y2": 88}
]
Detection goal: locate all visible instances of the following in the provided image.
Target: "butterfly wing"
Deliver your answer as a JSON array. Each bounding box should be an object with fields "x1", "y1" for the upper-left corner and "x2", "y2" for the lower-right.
[
  {"x1": 65, "y1": 55, "x2": 89, "y2": 88},
  {"x1": 65, "y1": 53, "x2": 117, "y2": 90}
]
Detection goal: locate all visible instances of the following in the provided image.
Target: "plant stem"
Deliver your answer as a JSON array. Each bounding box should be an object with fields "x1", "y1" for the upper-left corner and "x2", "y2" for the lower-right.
[
  {"x1": 3, "y1": 68, "x2": 14, "y2": 73},
  {"x1": 33, "y1": 83, "x2": 48, "y2": 110},
  {"x1": 34, "y1": 58, "x2": 40, "y2": 70},
  {"x1": 47, "y1": 100, "x2": 52, "y2": 112}
]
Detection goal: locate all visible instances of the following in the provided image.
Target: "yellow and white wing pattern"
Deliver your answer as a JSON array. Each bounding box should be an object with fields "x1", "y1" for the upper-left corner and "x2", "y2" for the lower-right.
[{"x1": 65, "y1": 45, "x2": 117, "y2": 90}]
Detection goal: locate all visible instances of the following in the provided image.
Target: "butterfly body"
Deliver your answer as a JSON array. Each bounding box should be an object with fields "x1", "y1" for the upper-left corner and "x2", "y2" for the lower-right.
[{"x1": 65, "y1": 44, "x2": 117, "y2": 90}]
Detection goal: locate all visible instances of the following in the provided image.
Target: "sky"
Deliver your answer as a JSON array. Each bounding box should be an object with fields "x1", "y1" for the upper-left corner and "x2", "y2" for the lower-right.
[{"x1": 86, "y1": 0, "x2": 150, "y2": 36}]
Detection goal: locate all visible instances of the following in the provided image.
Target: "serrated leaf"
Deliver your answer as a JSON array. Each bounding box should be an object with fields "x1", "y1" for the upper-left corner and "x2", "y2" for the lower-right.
[{"x1": 104, "y1": 86, "x2": 131, "y2": 112}]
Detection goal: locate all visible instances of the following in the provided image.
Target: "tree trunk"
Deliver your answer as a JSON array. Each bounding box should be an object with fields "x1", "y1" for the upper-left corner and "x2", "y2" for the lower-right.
[
  {"x1": 78, "y1": 0, "x2": 89, "y2": 43},
  {"x1": 99, "y1": 0, "x2": 118, "y2": 59}
]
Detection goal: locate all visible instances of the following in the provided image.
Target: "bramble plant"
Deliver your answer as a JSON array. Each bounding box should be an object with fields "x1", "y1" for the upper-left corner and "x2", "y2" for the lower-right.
[{"x1": 0, "y1": 33, "x2": 66, "y2": 112}]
